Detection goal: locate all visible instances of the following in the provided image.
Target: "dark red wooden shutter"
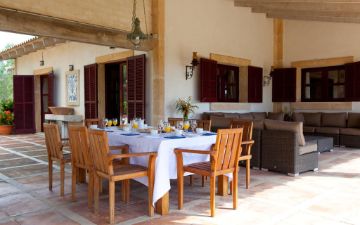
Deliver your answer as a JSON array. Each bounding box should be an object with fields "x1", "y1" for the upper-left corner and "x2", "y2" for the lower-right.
[
  {"x1": 272, "y1": 68, "x2": 296, "y2": 102},
  {"x1": 48, "y1": 73, "x2": 54, "y2": 108},
  {"x1": 84, "y1": 64, "x2": 98, "y2": 119},
  {"x1": 248, "y1": 66, "x2": 263, "y2": 103},
  {"x1": 127, "y1": 54, "x2": 146, "y2": 120},
  {"x1": 345, "y1": 62, "x2": 360, "y2": 101},
  {"x1": 200, "y1": 58, "x2": 218, "y2": 102},
  {"x1": 13, "y1": 75, "x2": 35, "y2": 134}
]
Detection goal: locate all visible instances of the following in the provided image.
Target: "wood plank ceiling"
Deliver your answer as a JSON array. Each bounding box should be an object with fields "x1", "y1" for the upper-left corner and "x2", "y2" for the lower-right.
[{"x1": 234, "y1": 0, "x2": 360, "y2": 24}]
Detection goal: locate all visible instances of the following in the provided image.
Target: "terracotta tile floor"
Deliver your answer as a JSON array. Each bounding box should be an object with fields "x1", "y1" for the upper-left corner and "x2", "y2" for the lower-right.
[{"x1": 0, "y1": 134, "x2": 359, "y2": 225}]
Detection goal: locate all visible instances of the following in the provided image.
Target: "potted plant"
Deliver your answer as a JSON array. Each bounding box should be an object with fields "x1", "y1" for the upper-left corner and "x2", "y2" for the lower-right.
[
  {"x1": 175, "y1": 96, "x2": 198, "y2": 121},
  {"x1": 0, "y1": 99, "x2": 14, "y2": 135}
]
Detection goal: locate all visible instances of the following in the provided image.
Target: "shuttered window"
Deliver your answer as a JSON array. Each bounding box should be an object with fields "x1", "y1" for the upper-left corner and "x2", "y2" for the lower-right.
[
  {"x1": 127, "y1": 54, "x2": 146, "y2": 120},
  {"x1": 345, "y1": 62, "x2": 360, "y2": 101},
  {"x1": 84, "y1": 64, "x2": 98, "y2": 119},
  {"x1": 13, "y1": 75, "x2": 35, "y2": 134},
  {"x1": 272, "y1": 68, "x2": 296, "y2": 102},
  {"x1": 248, "y1": 66, "x2": 263, "y2": 103},
  {"x1": 200, "y1": 58, "x2": 218, "y2": 102}
]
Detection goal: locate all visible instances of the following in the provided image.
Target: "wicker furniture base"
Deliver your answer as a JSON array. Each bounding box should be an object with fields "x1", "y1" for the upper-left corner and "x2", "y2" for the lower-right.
[
  {"x1": 261, "y1": 130, "x2": 319, "y2": 176},
  {"x1": 314, "y1": 133, "x2": 339, "y2": 146},
  {"x1": 340, "y1": 134, "x2": 360, "y2": 148},
  {"x1": 305, "y1": 136, "x2": 334, "y2": 153}
]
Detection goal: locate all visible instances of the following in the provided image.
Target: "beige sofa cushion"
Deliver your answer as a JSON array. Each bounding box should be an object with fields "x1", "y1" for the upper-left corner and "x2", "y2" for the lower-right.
[
  {"x1": 303, "y1": 126, "x2": 316, "y2": 133},
  {"x1": 210, "y1": 115, "x2": 232, "y2": 129},
  {"x1": 299, "y1": 142, "x2": 317, "y2": 155},
  {"x1": 340, "y1": 128, "x2": 360, "y2": 136},
  {"x1": 347, "y1": 113, "x2": 360, "y2": 128},
  {"x1": 238, "y1": 113, "x2": 253, "y2": 119},
  {"x1": 315, "y1": 127, "x2": 340, "y2": 134},
  {"x1": 252, "y1": 112, "x2": 267, "y2": 120},
  {"x1": 224, "y1": 113, "x2": 240, "y2": 119},
  {"x1": 253, "y1": 119, "x2": 264, "y2": 130},
  {"x1": 264, "y1": 119, "x2": 305, "y2": 146},
  {"x1": 303, "y1": 113, "x2": 321, "y2": 127},
  {"x1": 321, "y1": 113, "x2": 347, "y2": 128},
  {"x1": 267, "y1": 112, "x2": 284, "y2": 121},
  {"x1": 292, "y1": 113, "x2": 304, "y2": 122}
]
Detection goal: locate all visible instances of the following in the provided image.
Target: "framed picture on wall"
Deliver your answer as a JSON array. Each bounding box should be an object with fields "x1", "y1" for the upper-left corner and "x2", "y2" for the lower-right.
[{"x1": 66, "y1": 70, "x2": 80, "y2": 106}]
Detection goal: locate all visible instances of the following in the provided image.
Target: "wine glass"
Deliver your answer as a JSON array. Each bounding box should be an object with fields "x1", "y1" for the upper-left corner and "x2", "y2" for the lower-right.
[
  {"x1": 113, "y1": 118, "x2": 118, "y2": 126},
  {"x1": 176, "y1": 121, "x2": 183, "y2": 130},
  {"x1": 164, "y1": 122, "x2": 171, "y2": 133},
  {"x1": 190, "y1": 120, "x2": 197, "y2": 133},
  {"x1": 103, "y1": 118, "x2": 108, "y2": 127},
  {"x1": 158, "y1": 120, "x2": 164, "y2": 133}
]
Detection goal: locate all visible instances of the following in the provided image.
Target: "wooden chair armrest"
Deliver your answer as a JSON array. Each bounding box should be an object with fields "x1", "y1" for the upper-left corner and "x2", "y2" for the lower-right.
[
  {"x1": 242, "y1": 140, "x2": 254, "y2": 145},
  {"x1": 108, "y1": 152, "x2": 157, "y2": 160},
  {"x1": 174, "y1": 148, "x2": 214, "y2": 155}
]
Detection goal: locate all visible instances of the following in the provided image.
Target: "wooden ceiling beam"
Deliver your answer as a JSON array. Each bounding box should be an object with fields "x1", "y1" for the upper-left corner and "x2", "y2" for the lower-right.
[
  {"x1": 0, "y1": 7, "x2": 155, "y2": 51},
  {"x1": 235, "y1": 1, "x2": 360, "y2": 13},
  {"x1": 267, "y1": 11, "x2": 360, "y2": 23},
  {"x1": 253, "y1": 7, "x2": 360, "y2": 18}
]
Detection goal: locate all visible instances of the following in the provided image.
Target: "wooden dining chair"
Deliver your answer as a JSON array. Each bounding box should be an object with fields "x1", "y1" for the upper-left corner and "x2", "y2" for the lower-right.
[
  {"x1": 68, "y1": 125, "x2": 95, "y2": 208},
  {"x1": 88, "y1": 129, "x2": 157, "y2": 224},
  {"x1": 230, "y1": 120, "x2": 254, "y2": 189},
  {"x1": 168, "y1": 117, "x2": 183, "y2": 126},
  {"x1": 44, "y1": 123, "x2": 72, "y2": 197},
  {"x1": 197, "y1": 119, "x2": 212, "y2": 131},
  {"x1": 175, "y1": 128, "x2": 244, "y2": 217},
  {"x1": 85, "y1": 118, "x2": 101, "y2": 128}
]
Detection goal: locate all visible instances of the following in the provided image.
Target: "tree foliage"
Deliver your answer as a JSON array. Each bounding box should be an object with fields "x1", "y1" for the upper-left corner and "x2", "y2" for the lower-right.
[{"x1": 0, "y1": 43, "x2": 14, "y2": 100}]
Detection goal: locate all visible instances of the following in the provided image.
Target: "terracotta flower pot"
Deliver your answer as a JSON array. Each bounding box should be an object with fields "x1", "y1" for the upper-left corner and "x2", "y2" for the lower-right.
[{"x1": 0, "y1": 125, "x2": 13, "y2": 135}]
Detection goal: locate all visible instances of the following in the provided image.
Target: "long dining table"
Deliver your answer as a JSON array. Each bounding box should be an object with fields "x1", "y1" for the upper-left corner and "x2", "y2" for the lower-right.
[{"x1": 106, "y1": 128, "x2": 225, "y2": 215}]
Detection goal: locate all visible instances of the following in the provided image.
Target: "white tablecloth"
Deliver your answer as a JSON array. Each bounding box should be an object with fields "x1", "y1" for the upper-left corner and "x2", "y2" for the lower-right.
[{"x1": 107, "y1": 130, "x2": 216, "y2": 205}]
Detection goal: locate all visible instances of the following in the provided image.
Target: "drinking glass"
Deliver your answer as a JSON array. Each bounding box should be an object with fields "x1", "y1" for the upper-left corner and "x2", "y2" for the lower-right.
[
  {"x1": 158, "y1": 120, "x2": 164, "y2": 133},
  {"x1": 103, "y1": 118, "x2": 108, "y2": 127},
  {"x1": 176, "y1": 121, "x2": 183, "y2": 130},
  {"x1": 190, "y1": 120, "x2": 197, "y2": 133},
  {"x1": 107, "y1": 119, "x2": 113, "y2": 127},
  {"x1": 113, "y1": 118, "x2": 118, "y2": 126},
  {"x1": 183, "y1": 120, "x2": 190, "y2": 131},
  {"x1": 164, "y1": 122, "x2": 171, "y2": 133}
]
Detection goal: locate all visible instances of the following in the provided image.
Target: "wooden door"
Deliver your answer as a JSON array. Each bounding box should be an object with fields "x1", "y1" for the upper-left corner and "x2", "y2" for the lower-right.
[
  {"x1": 40, "y1": 73, "x2": 54, "y2": 131},
  {"x1": 13, "y1": 75, "x2": 35, "y2": 134},
  {"x1": 127, "y1": 54, "x2": 146, "y2": 120},
  {"x1": 84, "y1": 64, "x2": 98, "y2": 119},
  {"x1": 200, "y1": 58, "x2": 218, "y2": 102},
  {"x1": 248, "y1": 66, "x2": 263, "y2": 103}
]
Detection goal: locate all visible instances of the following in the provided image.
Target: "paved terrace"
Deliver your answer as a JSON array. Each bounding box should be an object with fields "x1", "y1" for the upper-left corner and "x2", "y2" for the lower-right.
[{"x1": 0, "y1": 134, "x2": 359, "y2": 225}]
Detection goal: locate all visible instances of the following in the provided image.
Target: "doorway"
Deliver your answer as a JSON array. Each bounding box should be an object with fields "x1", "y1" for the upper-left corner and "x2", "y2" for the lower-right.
[{"x1": 105, "y1": 62, "x2": 127, "y2": 120}]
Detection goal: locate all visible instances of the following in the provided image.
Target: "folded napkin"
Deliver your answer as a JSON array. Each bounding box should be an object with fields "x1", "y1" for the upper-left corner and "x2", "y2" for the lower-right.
[
  {"x1": 164, "y1": 136, "x2": 186, "y2": 139},
  {"x1": 201, "y1": 132, "x2": 217, "y2": 136},
  {"x1": 121, "y1": 133, "x2": 140, "y2": 136}
]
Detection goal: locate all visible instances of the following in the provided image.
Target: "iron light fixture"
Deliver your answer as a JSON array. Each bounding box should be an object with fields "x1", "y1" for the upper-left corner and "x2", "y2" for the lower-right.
[
  {"x1": 40, "y1": 52, "x2": 44, "y2": 66},
  {"x1": 69, "y1": 65, "x2": 74, "y2": 71},
  {"x1": 127, "y1": 0, "x2": 152, "y2": 48},
  {"x1": 185, "y1": 52, "x2": 199, "y2": 80}
]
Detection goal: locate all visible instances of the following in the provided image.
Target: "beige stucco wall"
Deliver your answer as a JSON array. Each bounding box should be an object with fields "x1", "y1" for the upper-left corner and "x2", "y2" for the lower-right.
[
  {"x1": 283, "y1": 20, "x2": 360, "y2": 112},
  {"x1": 16, "y1": 42, "x2": 152, "y2": 122},
  {"x1": 164, "y1": 0, "x2": 274, "y2": 118}
]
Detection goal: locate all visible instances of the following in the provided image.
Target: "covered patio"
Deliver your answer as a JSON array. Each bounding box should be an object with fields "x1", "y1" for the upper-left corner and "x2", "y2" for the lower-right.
[{"x1": 0, "y1": 134, "x2": 359, "y2": 225}]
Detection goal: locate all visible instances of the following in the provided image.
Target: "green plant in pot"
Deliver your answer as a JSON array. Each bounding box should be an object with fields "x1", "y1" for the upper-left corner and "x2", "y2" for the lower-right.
[
  {"x1": 175, "y1": 96, "x2": 198, "y2": 121},
  {"x1": 0, "y1": 99, "x2": 14, "y2": 135}
]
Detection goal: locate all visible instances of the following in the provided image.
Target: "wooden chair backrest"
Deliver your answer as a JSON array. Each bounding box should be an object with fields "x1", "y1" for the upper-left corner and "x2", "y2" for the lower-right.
[
  {"x1": 88, "y1": 129, "x2": 113, "y2": 175},
  {"x1": 85, "y1": 119, "x2": 100, "y2": 128},
  {"x1": 213, "y1": 128, "x2": 243, "y2": 172},
  {"x1": 68, "y1": 125, "x2": 92, "y2": 169},
  {"x1": 197, "y1": 120, "x2": 212, "y2": 131},
  {"x1": 43, "y1": 123, "x2": 63, "y2": 159},
  {"x1": 230, "y1": 119, "x2": 253, "y2": 142},
  {"x1": 168, "y1": 118, "x2": 183, "y2": 126}
]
